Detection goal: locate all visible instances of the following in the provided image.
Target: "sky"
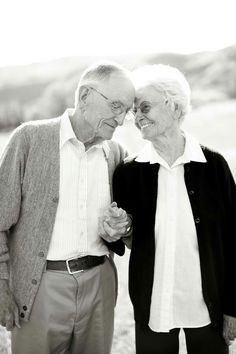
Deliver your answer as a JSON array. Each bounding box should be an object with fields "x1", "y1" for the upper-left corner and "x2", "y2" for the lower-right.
[{"x1": 0, "y1": 0, "x2": 236, "y2": 67}]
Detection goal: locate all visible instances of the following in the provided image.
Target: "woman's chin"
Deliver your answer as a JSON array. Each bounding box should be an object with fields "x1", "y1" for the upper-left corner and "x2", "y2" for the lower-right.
[{"x1": 141, "y1": 130, "x2": 152, "y2": 141}]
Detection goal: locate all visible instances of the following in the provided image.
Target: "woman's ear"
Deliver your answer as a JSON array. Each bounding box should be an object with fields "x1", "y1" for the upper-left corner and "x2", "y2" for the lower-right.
[
  {"x1": 173, "y1": 103, "x2": 182, "y2": 120},
  {"x1": 177, "y1": 104, "x2": 183, "y2": 120}
]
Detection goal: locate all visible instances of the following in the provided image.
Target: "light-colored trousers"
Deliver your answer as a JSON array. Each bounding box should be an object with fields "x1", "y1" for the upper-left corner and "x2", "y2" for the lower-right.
[{"x1": 11, "y1": 257, "x2": 117, "y2": 354}]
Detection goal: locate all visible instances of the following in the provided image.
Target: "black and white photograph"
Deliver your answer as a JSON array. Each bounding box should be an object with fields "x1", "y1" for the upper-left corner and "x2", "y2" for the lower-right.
[{"x1": 0, "y1": 0, "x2": 236, "y2": 353}]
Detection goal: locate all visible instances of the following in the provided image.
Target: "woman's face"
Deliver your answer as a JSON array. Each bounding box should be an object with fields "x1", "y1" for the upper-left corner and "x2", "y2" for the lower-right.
[{"x1": 134, "y1": 85, "x2": 176, "y2": 142}]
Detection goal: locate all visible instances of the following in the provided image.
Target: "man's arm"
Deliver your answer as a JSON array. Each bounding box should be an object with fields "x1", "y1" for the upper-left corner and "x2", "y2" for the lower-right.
[{"x1": 0, "y1": 126, "x2": 27, "y2": 329}]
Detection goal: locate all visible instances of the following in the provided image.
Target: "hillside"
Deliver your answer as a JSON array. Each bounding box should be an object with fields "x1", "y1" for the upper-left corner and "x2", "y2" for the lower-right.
[{"x1": 0, "y1": 45, "x2": 236, "y2": 129}]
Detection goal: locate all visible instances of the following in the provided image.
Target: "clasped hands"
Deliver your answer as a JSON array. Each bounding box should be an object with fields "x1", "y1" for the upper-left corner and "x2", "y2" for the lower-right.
[{"x1": 99, "y1": 202, "x2": 131, "y2": 242}]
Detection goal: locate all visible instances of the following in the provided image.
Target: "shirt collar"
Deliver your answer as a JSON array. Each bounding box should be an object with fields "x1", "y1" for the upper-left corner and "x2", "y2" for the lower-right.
[
  {"x1": 60, "y1": 109, "x2": 110, "y2": 159},
  {"x1": 135, "y1": 130, "x2": 206, "y2": 167},
  {"x1": 60, "y1": 109, "x2": 77, "y2": 149}
]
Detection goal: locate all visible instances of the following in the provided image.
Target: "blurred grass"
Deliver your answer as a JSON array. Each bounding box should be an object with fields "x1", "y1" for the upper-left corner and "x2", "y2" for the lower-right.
[{"x1": 1, "y1": 100, "x2": 236, "y2": 353}]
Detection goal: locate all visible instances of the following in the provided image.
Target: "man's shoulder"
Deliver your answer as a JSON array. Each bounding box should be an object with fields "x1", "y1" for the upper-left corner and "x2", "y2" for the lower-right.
[
  {"x1": 107, "y1": 140, "x2": 124, "y2": 153},
  {"x1": 105, "y1": 140, "x2": 127, "y2": 163},
  {"x1": 18, "y1": 116, "x2": 60, "y2": 132},
  {"x1": 13, "y1": 117, "x2": 61, "y2": 141}
]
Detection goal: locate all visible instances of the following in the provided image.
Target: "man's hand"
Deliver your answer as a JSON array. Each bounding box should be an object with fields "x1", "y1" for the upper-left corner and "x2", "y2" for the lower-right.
[
  {"x1": 99, "y1": 202, "x2": 131, "y2": 242},
  {"x1": 223, "y1": 314, "x2": 236, "y2": 345},
  {"x1": 0, "y1": 279, "x2": 20, "y2": 331}
]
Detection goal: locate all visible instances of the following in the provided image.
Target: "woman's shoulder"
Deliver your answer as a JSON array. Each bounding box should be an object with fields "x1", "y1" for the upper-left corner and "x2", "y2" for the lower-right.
[
  {"x1": 201, "y1": 145, "x2": 228, "y2": 165},
  {"x1": 201, "y1": 145, "x2": 233, "y2": 178}
]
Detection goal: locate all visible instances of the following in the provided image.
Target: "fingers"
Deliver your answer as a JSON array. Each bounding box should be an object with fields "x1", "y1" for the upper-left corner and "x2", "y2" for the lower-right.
[
  {"x1": 106, "y1": 204, "x2": 126, "y2": 219},
  {"x1": 14, "y1": 306, "x2": 21, "y2": 329},
  {"x1": 0, "y1": 319, "x2": 6, "y2": 327},
  {"x1": 103, "y1": 222, "x2": 125, "y2": 241},
  {"x1": 0, "y1": 311, "x2": 16, "y2": 331},
  {"x1": 104, "y1": 219, "x2": 128, "y2": 229},
  {"x1": 223, "y1": 335, "x2": 233, "y2": 346},
  {"x1": 223, "y1": 332, "x2": 236, "y2": 345},
  {"x1": 5, "y1": 313, "x2": 14, "y2": 331},
  {"x1": 223, "y1": 328, "x2": 236, "y2": 345}
]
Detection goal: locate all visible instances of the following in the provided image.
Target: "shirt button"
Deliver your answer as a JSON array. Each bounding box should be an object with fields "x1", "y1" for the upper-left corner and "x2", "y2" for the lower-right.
[
  {"x1": 23, "y1": 305, "x2": 27, "y2": 311},
  {"x1": 20, "y1": 313, "x2": 25, "y2": 318},
  {"x1": 32, "y1": 279, "x2": 37, "y2": 285},
  {"x1": 52, "y1": 197, "x2": 59, "y2": 203},
  {"x1": 195, "y1": 218, "x2": 200, "y2": 224},
  {"x1": 189, "y1": 190, "x2": 195, "y2": 195},
  {"x1": 38, "y1": 252, "x2": 44, "y2": 258}
]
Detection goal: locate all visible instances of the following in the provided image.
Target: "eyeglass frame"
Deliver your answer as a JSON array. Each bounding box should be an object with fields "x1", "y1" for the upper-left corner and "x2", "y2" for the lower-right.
[
  {"x1": 131, "y1": 98, "x2": 169, "y2": 116},
  {"x1": 87, "y1": 86, "x2": 131, "y2": 116}
]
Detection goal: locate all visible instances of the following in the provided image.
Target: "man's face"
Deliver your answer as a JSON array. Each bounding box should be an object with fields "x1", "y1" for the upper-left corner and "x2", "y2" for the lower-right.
[{"x1": 82, "y1": 72, "x2": 135, "y2": 141}]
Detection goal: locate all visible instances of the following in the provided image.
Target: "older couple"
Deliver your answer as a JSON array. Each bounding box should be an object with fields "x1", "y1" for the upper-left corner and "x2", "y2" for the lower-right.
[{"x1": 0, "y1": 61, "x2": 235, "y2": 354}]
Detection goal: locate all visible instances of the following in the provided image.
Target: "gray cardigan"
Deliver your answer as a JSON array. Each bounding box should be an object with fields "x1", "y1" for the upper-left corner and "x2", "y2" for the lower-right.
[{"x1": 0, "y1": 116, "x2": 126, "y2": 321}]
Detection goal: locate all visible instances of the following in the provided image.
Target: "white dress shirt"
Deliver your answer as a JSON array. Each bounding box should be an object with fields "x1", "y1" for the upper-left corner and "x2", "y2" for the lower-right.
[
  {"x1": 47, "y1": 111, "x2": 110, "y2": 260},
  {"x1": 135, "y1": 131, "x2": 211, "y2": 332}
]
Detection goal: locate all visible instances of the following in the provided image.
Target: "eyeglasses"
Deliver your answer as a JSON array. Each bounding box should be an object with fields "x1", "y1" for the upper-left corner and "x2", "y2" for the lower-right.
[
  {"x1": 88, "y1": 86, "x2": 130, "y2": 116},
  {"x1": 132, "y1": 99, "x2": 168, "y2": 116}
]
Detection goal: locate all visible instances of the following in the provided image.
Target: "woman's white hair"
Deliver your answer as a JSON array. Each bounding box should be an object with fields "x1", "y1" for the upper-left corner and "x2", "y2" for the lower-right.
[{"x1": 132, "y1": 64, "x2": 191, "y2": 118}]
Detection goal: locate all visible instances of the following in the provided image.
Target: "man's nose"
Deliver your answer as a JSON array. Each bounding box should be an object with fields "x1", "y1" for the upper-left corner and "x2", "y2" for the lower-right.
[{"x1": 115, "y1": 112, "x2": 126, "y2": 126}]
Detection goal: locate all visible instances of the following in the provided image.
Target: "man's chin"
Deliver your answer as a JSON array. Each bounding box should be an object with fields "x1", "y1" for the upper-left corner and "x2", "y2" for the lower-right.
[
  {"x1": 99, "y1": 127, "x2": 116, "y2": 140},
  {"x1": 102, "y1": 132, "x2": 114, "y2": 140}
]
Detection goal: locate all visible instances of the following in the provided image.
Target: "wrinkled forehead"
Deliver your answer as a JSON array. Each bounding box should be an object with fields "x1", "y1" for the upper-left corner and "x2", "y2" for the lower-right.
[
  {"x1": 135, "y1": 85, "x2": 164, "y2": 105},
  {"x1": 99, "y1": 72, "x2": 135, "y2": 106}
]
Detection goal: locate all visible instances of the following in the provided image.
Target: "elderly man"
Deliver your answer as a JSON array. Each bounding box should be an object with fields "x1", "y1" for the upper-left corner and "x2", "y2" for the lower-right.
[{"x1": 0, "y1": 61, "x2": 134, "y2": 354}]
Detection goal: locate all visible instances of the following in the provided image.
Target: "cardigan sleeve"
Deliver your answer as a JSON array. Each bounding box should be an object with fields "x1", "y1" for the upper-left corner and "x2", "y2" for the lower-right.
[
  {"x1": 218, "y1": 155, "x2": 236, "y2": 316},
  {"x1": 0, "y1": 126, "x2": 27, "y2": 279},
  {"x1": 112, "y1": 161, "x2": 135, "y2": 249}
]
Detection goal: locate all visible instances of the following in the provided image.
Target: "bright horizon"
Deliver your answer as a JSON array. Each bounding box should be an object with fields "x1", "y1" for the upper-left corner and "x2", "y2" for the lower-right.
[{"x1": 0, "y1": 0, "x2": 236, "y2": 68}]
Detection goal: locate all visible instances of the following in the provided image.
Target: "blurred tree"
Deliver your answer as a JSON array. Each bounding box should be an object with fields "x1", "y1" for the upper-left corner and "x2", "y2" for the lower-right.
[{"x1": 0, "y1": 101, "x2": 24, "y2": 130}]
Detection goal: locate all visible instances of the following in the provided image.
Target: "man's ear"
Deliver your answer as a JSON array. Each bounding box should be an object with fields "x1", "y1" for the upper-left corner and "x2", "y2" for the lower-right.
[{"x1": 79, "y1": 86, "x2": 90, "y2": 105}]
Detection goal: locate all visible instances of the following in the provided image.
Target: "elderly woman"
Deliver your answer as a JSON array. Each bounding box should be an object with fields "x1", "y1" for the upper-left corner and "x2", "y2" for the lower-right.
[{"x1": 104, "y1": 64, "x2": 236, "y2": 354}]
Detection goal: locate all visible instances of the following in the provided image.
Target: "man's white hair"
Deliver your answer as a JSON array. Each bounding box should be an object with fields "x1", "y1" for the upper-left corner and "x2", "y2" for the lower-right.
[
  {"x1": 74, "y1": 61, "x2": 131, "y2": 107},
  {"x1": 132, "y1": 64, "x2": 191, "y2": 118}
]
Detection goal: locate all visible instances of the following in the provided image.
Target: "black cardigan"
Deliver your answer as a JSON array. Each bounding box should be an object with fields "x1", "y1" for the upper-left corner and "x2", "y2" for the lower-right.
[{"x1": 113, "y1": 146, "x2": 236, "y2": 329}]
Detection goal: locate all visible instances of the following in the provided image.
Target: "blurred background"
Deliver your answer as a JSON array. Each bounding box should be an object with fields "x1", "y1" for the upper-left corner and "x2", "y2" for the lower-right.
[{"x1": 0, "y1": 0, "x2": 236, "y2": 353}]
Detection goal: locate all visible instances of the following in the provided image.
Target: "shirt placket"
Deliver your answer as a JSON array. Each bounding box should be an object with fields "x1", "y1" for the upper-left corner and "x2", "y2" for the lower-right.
[
  {"x1": 78, "y1": 151, "x2": 88, "y2": 256},
  {"x1": 159, "y1": 168, "x2": 177, "y2": 329}
]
